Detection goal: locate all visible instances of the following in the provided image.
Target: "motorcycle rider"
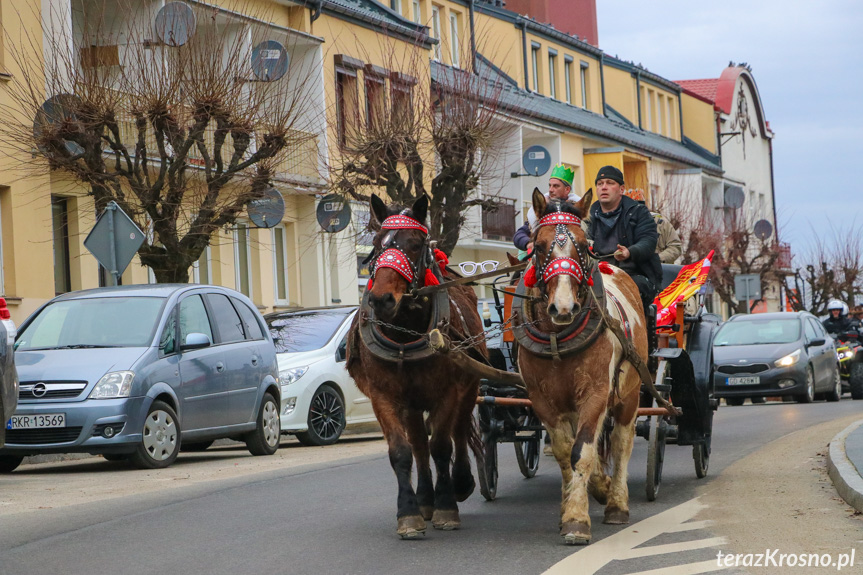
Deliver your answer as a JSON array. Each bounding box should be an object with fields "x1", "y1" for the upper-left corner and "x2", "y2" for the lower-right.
[{"x1": 822, "y1": 300, "x2": 855, "y2": 336}]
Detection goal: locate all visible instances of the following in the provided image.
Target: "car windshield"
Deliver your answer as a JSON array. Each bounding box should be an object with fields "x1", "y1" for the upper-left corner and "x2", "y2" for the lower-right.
[
  {"x1": 714, "y1": 318, "x2": 801, "y2": 346},
  {"x1": 268, "y1": 310, "x2": 352, "y2": 353},
  {"x1": 15, "y1": 297, "x2": 165, "y2": 351}
]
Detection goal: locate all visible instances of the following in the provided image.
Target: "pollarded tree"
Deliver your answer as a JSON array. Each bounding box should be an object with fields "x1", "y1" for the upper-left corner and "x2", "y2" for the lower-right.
[{"x1": 0, "y1": 1, "x2": 320, "y2": 282}]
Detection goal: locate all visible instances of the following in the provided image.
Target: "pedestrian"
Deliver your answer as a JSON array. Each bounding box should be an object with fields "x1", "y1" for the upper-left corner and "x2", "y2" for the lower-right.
[
  {"x1": 513, "y1": 164, "x2": 581, "y2": 259},
  {"x1": 622, "y1": 189, "x2": 682, "y2": 264}
]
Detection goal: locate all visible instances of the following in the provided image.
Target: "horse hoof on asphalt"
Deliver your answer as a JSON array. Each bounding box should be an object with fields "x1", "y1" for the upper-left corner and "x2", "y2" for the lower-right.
[
  {"x1": 561, "y1": 521, "x2": 591, "y2": 545},
  {"x1": 397, "y1": 515, "x2": 427, "y2": 539},
  {"x1": 419, "y1": 506, "x2": 434, "y2": 521},
  {"x1": 454, "y1": 477, "x2": 475, "y2": 502},
  {"x1": 432, "y1": 509, "x2": 461, "y2": 530},
  {"x1": 603, "y1": 507, "x2": 629, "y2": 525}
]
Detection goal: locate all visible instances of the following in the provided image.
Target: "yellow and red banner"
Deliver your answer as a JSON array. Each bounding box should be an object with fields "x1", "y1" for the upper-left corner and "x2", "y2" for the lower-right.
[{"x1": 654, "y1": 250, "x2": 714, "y2": 327}]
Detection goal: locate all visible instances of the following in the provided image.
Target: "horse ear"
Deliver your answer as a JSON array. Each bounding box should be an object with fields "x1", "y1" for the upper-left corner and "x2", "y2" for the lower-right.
[
  {"x1": 576, "y1": 188, "x2": 594, "y2": 215},
  {"x1": 370, "y1": 194, "x2": 388, "y2": 229},
  {"x1": 506, "y1": 252, "x2": 520, "y2": 266},
  {"x1": 532, "y1": 188, "x2": 546, "y2": 217},
  {"x1": 411, "y1": 194, "x2": 429, "y2": 224}
]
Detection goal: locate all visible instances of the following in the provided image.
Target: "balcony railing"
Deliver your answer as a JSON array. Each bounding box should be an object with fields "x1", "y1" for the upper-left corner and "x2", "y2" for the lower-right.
[
  {"x1": 777, "y1": 242, "x2": 792, "y2": 271},
  {"x1": 482, "y1": 199, "x2": 516, "y2": 242}
]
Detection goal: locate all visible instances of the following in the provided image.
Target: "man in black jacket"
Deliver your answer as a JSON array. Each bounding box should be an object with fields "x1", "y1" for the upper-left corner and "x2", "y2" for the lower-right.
[{"x1": 587, "y1": 165, "x2": 662, "y2": 312}]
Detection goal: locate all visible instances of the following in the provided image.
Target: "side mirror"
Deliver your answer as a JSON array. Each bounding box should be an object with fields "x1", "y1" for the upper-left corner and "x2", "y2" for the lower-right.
[
  {"x1": 807, "y1": 338, "x2": 826, "y2": 348},
  {"x1": 336, "y1": 341, "x2": 347, "y2": 362},
  {"x1": 180, "y1": 332, "x2": 211, "y2": 351}
]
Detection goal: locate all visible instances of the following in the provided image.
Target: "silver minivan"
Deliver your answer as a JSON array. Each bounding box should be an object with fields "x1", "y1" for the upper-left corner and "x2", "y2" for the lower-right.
[{"x1": 1, "y1": 285, "x2": 280, "y2": 472}]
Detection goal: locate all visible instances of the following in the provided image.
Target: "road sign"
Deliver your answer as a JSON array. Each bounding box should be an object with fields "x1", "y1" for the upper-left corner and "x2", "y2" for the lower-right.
[
  {"x1": 316, "y1": 194, "x2": 351, "y2": 233},
  {"x1": 247, "y1": 187, "x2": 285, "y2": 228},
  {"x1": 734, "y1": 274, "x2": 761, "y2": 311},
  {"x1": 522, "y1": 145, "x2": 551, "y2": 177},
  {"x1": 84, "y1": 202, "x2": 145, "y2": 285}
]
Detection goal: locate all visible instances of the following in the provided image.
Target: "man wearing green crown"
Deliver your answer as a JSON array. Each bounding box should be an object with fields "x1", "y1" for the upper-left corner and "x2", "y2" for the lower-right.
[{"x1": 513, "y1": 164, "x2": 580, "y2": 256}]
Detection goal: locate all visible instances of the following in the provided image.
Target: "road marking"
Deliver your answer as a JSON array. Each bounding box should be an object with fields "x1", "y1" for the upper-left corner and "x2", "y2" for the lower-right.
[
  {"x1": 542, "y1": 498, "x2": 729, "y2": 575},
  {"x1": 625, "y1": 559, "x2": 728, "y2": 575}
]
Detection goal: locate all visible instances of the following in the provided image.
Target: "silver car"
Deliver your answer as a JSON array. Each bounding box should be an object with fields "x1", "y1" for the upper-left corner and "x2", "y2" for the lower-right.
[
  {"x1": 0, "y1": 319, "x2": 19, "y2": 450},
  {"x1": 1, "y1": 285, "x2": 280, "y2": 472}
]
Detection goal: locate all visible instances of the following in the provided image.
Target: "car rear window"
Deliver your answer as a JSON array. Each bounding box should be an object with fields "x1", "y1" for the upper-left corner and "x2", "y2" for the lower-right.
[
  {"x1": 206, "y1": 294, "x2": 246, "y2": 344},
  {"x1": 267, "y1": 310, "x2": 351, "y2": 353},
  {"x1": 232, "y1": 297, "x2": 264, "y2": 340},
  {"x1": 714, "y1": 318, "x2": 801, "y2": 346}
]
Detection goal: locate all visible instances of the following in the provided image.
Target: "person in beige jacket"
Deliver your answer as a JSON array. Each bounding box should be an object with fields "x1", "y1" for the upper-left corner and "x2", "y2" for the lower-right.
[{"x1": 622, "y1": 189, "x2": 682, "y2": 264}]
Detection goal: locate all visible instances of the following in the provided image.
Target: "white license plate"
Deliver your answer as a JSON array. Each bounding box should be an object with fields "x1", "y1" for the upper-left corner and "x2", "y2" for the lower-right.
[
  {"x1": 6, "y1": 414, "x2": 66, "y2": 429},
  {"x1": 727, "y1": 376, "x2": 760, "y2": 386}
]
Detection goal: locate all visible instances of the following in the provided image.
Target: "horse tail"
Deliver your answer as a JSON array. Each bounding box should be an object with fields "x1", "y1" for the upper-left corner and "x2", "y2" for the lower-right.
[{"x1": 596, "y1": 414, "x2": 614, "y2": 475}]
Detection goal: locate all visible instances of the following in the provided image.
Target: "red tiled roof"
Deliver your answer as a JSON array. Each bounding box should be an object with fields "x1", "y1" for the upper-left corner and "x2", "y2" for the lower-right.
[{"x1": 675, "y1": 79, "x2": 719, "y2": 103}]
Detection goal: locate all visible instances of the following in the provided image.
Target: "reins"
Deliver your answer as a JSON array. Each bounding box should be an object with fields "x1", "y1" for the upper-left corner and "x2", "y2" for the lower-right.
[{"x1": 409, "y1": 261, "x2": 529, "y2": 298}]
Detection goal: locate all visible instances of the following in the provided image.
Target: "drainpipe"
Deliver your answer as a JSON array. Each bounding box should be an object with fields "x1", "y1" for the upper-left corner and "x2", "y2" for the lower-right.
[
  {"x1": 469, "y1": 0, "x2": 477, "y2": 74},
  {"x1": 635, "y1": 71, "x2": 642, "y2": 129},
  {"x1": 599, "y1": 53, "x2": 607, "y2": 115},
  {"x1": 519, "y1": 20, "x2": 529, "y2": 90},
  {"x1": 310, "y1": 0, "x2": 322, "y2": 23}
]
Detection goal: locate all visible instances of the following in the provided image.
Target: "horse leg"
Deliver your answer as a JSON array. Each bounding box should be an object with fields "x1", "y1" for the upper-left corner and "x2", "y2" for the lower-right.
[
  {"x1": 546, "y1": 420, "x2": 576, "y2": 527},
  {"x1": 452, "y1": 386, "x2": 478, "y2": 502},
  {"x1": 604, "y1": 391, "x2": 639, "y2": 525},
  {"x1": 374, "y1": 398, "x2": 426, "y2": 539},
  {"x1": 405, "y1": 409, "x2": 435, "y2": 520},
  {"x1": 428, "y1": 404, "x2": 460, "y2": 530},
  {"x1": 588, "y1": 417, "x2": 612, "y2": 506},
  {"x1": 561, "y1": 399, "x2": 606, "y2": 545}
]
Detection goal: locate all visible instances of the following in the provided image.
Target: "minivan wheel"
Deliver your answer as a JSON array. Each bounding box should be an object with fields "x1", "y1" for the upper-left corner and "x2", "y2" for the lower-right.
[
  {"x1": 129, "y1": 400, "x2": 180, "y2": 469},
  {"x1": 797, "y1": 366, "x2": 815, "y2": 404},
  {"x1": 296, "y1": 384, "x2": 345, "y2": 446},
  {"x1": 827, "y1": 367, "x2": 842, "y2": 402},
  {"x1": 245, "y1": 392, "x2": 280, "y2": 456},
  {"x1": 0, "y1": 455, "x2": 24, "y2": 473}
]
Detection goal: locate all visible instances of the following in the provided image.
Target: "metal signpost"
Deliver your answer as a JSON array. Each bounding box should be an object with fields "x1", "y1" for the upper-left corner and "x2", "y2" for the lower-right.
[
  {"x1": 84, "y1": 202, "x2": 146, "y2": 286},
  {"x1": 734, "y1": 273, "x2": 761, "y2": 314}
]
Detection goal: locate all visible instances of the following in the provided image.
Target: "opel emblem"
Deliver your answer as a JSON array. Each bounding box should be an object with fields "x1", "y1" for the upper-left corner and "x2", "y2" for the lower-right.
[{"x1": 32, "y1": 383, "x2": 48, "y2": 398}]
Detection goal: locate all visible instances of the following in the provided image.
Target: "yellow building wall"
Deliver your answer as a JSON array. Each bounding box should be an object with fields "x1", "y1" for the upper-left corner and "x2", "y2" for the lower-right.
[
  {"x1": 583, "y1": 151, "x2": 624, "y2": 194},
  {"x1": 560, "y1": 135, "x2": 586, "y2": 197},
  {"x1": 604, "y1": 66, "x2": 637, "y2": 124},
  {"x1": 681, "y1": 93, "x2": 717, "y2": 154},
  {"x1": 474, "y1": 12, "x2": 523, "y2": 83}
]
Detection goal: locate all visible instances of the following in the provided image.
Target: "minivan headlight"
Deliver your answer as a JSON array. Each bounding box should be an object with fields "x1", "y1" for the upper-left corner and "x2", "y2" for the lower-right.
[
  {"x1": 774, "y1": 349, "x2": 801, "y2": 368},
  {"x1": 280, "y1": 366, "x2": 308, "y2": 386},
  {"x1": 89, "y1": 371, "x2": 135, "y2": 399}
]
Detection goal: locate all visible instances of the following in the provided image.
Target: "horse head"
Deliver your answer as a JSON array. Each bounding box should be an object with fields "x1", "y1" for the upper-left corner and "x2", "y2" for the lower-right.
[
  {"x1": 366, "y1": 193, "x2": 436, "y2": 321},
  {"x1": 530, "y1": 187, "x2": 594, "y2": 325}
]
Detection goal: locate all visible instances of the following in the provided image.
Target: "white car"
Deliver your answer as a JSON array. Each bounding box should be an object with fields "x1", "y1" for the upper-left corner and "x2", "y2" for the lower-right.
[{"x1": 264, "y1": 306, "x2": 376, "y2": 445}]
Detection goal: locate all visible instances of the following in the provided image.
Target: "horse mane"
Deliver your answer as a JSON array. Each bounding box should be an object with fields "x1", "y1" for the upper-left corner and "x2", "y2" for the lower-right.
[{"x1": 541, "y1": 199, "x2": 583, "y2": 219}]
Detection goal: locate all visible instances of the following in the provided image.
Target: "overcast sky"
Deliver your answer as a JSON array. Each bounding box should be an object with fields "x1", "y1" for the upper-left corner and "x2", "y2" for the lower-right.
[{"x1": 597, "y1": 0, "x2": 863, "y2": 261}]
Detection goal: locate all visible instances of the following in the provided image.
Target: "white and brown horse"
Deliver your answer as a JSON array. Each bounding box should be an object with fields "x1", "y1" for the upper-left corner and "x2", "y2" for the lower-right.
[{"x1": 517, "y1": 189, "x2": 647, "y2": 544}]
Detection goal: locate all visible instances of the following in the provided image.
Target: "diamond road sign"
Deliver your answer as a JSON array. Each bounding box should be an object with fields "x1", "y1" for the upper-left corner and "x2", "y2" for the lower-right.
[
  {"x1": 734, "y1": 273, "x2": 761, "y2": 302},
  {"x1": 84, "y1": 202, "x2": 145, "y2": 282}
]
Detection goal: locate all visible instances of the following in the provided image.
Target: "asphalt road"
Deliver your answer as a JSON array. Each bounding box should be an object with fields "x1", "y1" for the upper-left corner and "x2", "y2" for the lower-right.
[{"x1": 1, "y1": 398, "x2": 862, "y2": 575}]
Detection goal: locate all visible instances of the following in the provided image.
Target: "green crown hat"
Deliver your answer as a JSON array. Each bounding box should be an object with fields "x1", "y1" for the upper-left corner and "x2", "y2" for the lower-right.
[{"x1": 550, "y1": 164, "x2": 574, "y2": 187}]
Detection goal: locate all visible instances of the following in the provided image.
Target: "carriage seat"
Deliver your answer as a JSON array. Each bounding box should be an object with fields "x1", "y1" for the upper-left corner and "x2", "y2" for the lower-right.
[{"x1": 659, "y1": 264, "x2": 683, "y2": 292}]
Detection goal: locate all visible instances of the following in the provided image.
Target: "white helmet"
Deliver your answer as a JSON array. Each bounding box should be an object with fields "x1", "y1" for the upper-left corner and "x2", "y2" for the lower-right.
[{"x1": 827, "y1": 299, "x2": 847, "y2": 313}]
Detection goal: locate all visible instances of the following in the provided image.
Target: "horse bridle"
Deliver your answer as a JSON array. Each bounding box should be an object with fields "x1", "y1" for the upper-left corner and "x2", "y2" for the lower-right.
[
  {"x1": 367, "y1": 212, "x2": 437, "y2": 293},
  {"x1": 530, "y1": 203, "x2": 594, "y2": 301}
]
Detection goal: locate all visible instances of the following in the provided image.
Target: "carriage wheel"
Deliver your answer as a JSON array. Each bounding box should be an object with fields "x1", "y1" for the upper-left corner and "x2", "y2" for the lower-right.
[
  {"x1": 693, "y1": 436, "x2": 711, "y2": 478},
  {"x1": 478, "y1": 430, "x2": 498, "y2": 501},
  {"x1": 514, "y1": 411, "x2": 541, "y2": 479},
  {"x1": 645, "y1": 415, "x2": 667, "y2": 502}
]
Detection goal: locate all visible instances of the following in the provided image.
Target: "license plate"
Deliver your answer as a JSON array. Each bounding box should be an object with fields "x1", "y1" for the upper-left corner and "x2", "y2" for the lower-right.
[
  {"x1": 6, "y1": 414, "x2": 66, "y2": 429},
  {"x1": 727, "y1": 376, "x2": 760, "y2": 386}
]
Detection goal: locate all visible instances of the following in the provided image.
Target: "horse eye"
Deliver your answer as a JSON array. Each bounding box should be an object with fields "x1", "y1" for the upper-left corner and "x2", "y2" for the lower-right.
[{"x1": 406, "y1": 239, "x2": 422, "y2": 251}]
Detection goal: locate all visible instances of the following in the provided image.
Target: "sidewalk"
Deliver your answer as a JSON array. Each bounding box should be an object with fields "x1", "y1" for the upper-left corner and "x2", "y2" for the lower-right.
[{"x1": 827, "y1": 418, "x2": 863, "y2": 513}]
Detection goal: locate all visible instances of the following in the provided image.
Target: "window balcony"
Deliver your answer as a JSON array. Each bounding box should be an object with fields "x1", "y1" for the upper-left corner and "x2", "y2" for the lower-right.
[{"x1": 482, "y1": 199, "x2": 516, "y2": 242}]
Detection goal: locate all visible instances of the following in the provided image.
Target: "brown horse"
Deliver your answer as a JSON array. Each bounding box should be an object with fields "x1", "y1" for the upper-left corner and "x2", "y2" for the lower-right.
[
  {"x1": 517, "y1": 189, "x2": 647, "y2": 545},
  {"x1": 346, "y1": 194, "x2": 485, "y2": 539}
]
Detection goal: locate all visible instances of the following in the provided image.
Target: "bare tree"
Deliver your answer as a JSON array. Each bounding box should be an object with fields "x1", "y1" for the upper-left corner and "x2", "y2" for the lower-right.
[{"x1": 0, "y1": 1, "x2": 319, "y2": 282}]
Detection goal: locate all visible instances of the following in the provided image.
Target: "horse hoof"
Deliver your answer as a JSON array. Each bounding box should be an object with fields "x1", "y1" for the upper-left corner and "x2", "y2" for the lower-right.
[
  {"x1": 455, "y1": 478, "x2": 476, "y2": 502},
  {"x1": 432, "y1": 509, "x2": 461, "y2": 530},
  {"x1": 604, "y1": 507, "x2": 630, "y2": 525},
  {"x1": 419, "y1": 506, "x2": 434, "y2": 521},
  {"x1": 560, "y1": 522, "x2": 591, "y2": 545},
  {"x1": 397, "y1": 515, "x2": 427, "y2": 539}
]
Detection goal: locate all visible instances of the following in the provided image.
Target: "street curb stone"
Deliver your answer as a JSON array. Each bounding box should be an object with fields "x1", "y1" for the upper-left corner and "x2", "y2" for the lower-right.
[{"x1": 826, "y1": 418, "x2": 863, "y2": 513}]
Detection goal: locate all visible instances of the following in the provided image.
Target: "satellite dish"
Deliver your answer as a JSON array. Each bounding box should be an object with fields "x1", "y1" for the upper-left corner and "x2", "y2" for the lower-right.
[
  {"x1": 247, "y1": 187, "x2": 285, "y2": 228},
  {"x1": 251, "y1": 40, "x2": 290, "y2": 82},
  {"x1": 154, "y1": 2, "x2": 197, "y2": 47},
  {"x1": 33, "y1": 94, "x2": 85, "y2": 156},
  {"x1": 316, "y1": 194, "x2": 352, "y2": 233},
  {"x1": 724, "y1": 186, "x2": 745, "y2": 209},
  {"x1": 753, "y1": 219, "x2": 774, "y2": 240},
  {"x1": 522, "y1": 145, "x2": 551, "y2": 177}
]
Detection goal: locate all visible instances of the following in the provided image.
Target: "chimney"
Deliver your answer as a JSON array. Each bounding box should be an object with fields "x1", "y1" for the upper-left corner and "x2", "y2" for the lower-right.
[{"x1": 503, "y1": 0, "x2": 599, "y2": 47}]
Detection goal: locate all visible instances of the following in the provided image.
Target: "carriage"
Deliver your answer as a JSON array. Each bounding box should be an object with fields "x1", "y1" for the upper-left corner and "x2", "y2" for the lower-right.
[{"x1": 472, "y1": 263, "x2": 721, "y2": 502}]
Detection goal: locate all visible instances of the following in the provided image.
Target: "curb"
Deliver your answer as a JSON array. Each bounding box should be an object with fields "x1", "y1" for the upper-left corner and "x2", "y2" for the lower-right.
[{"x1": 826, "y1": 418, "x2": 863, "y2": 513}]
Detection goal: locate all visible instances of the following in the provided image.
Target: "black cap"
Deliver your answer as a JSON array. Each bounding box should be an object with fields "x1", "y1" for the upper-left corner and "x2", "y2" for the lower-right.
[{"x1": 595, "y1": 165, "x2": 624, "y2": 185}]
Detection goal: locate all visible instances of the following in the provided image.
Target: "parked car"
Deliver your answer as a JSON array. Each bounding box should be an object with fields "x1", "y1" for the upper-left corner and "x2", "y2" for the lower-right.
[
  {"x1": 0, "y1": 285, "x2": 280, "y2": 473},
  {"x1": 713, "y1": 311, "x2": 841, "y2": 405},
  {"x1": 0, "y1": 298, "x2": 19, "y2": 449},
  {"x1": 477, "y1": 298, "x2": 514, "y2": 372},
  {"x1": 265, "y1": 306, "x2": 376, "y2": 446}
]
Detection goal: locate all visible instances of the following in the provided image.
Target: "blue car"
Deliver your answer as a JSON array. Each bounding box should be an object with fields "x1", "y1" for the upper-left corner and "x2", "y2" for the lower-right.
[{"x1": 1, "y1": 285, "x2": 280, "y2": 472}]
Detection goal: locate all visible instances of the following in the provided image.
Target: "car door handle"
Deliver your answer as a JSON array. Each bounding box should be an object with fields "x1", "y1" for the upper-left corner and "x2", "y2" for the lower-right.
[{"x1": 216, "y1": 362, "x2": 225, "y2": 373}]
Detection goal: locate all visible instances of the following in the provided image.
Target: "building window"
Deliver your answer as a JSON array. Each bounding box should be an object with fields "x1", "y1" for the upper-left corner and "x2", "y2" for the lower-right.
[
  {"x1": 273, "y1": 226, "x2": 289, "y2": 305},
  {"x1": 645, "y1": 89, "x2": 653, "y2": 131},
  {"x1": 192, "y1": 246, "x2": 211, "y2": 284},
  {"x1": 449, "y1": 12, "x2": 460, "y2": 67},
  {"x1": 431, "y1": 6, "x2": 442, "y2": 61},
  {"x1": 548, "y1": 51, "x2": 557, "y2": 99},
  {"x1": 412, "y1": 0, "x2": 421, "y2": 23},
  {"x1": 657, "y1": 94, "x2": 664, "y2": 135},
  {"x1": 668, "y1": 97, "x2": 675, "y2": 138},
  {"x1": 531, "y1": 44, "x2": 540, "y2": 92},
  {"x1": 564, "y1": 56, "x2": 573, "y2": 104},
  {"x1": 391, "y1": 77, "x2": 414, "y2": 126},
  {"x1": 234, "y1": 223, "x2": 252, "y2": 297},
  {"x1": 390, "y1": 0, "x2": 402, "y2": 15},
  {"x1": 365, "y1": 71, "x2": 386, "y2": 132},
  {"x1": 51, "y1": 197, "x2": 71, "y2": 295},
  {"x1": 335, "y1": 66, "x2": 359, "y2": 148},
  {"x1": 580, "y1": 61, "x2": 589, "y2": 109}
]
